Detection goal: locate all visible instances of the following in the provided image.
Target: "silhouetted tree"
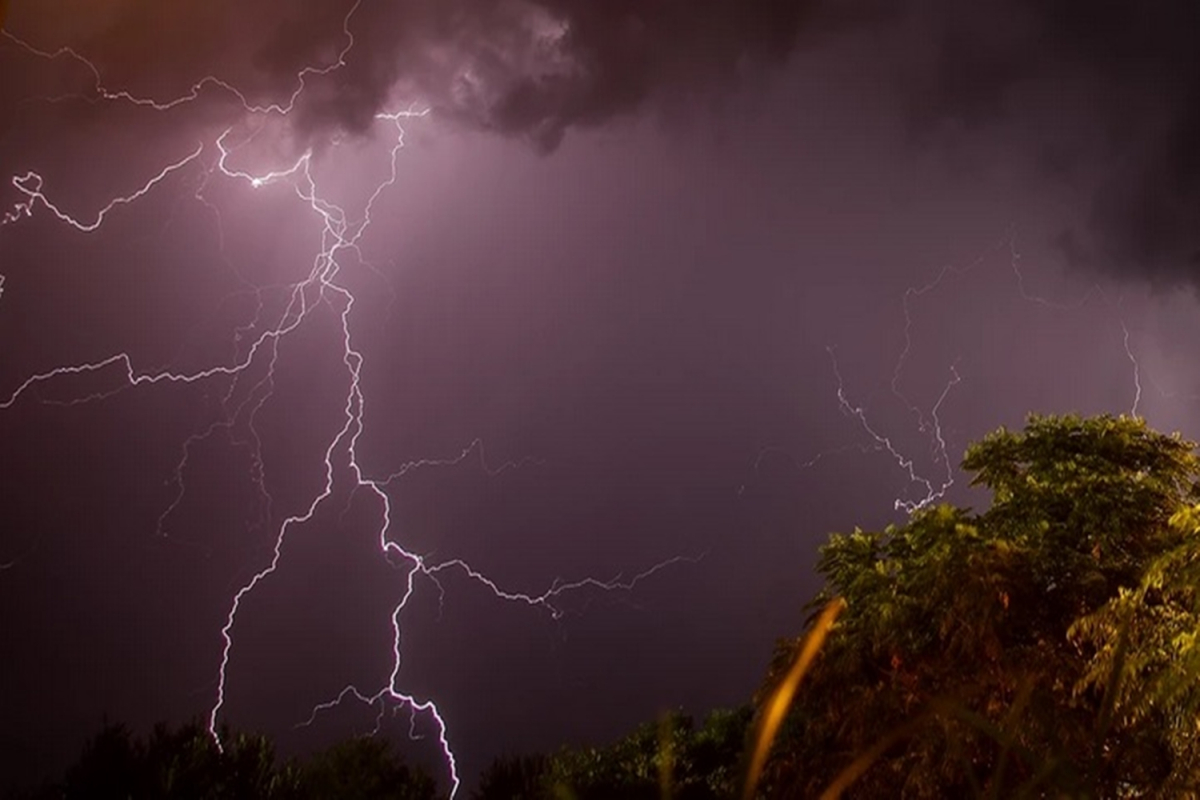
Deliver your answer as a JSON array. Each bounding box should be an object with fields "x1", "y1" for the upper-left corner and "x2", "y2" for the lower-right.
[
  {"x1": 473, "y1": 753, "x2": 550, "y2": 800},
  {"x1": 475, "y1": 707, "x2": 752, "y2": 800},
  {"x1": 282, "y1": 736, "x2": 438, "y2": 800},
  {"x1": 17, "y1": 720, "x2": 438, "y2": 800}
]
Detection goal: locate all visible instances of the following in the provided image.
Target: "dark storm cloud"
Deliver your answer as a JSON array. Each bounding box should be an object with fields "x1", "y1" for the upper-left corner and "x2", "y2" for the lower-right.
[
  {"x1": 4, "y1": 1, "x2": 1197, "y2": 282},
  {"x1": 894, "y1": 0, "x2": 1200, "y2": 287},
  {"x1": 4, "y1": 0, "x2": 844, "y2": 151}
]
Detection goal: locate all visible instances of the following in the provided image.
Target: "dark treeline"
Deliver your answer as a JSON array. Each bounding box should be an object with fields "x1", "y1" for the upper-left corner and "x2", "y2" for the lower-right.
[
  {"x1": 8, "y1": 708, "x2": 753, "y2": 800},
  {"x1": 7, "y1": 720, "x2": 439, "y2": 800}
]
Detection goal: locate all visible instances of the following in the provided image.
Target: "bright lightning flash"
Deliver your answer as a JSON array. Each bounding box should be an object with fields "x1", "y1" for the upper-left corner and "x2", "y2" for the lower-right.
[
  {"x1": 0, "y1": 7, "x2": 694, "y2": 796},
  {"x1": 3, "y1": 6, "x2": 1158, "y2": 793}
]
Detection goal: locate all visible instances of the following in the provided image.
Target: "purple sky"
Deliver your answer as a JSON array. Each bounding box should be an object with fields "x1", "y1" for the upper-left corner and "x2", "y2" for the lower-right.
[{"x1": 3, "y1": 1, "x2": 1200, "y2": 794}]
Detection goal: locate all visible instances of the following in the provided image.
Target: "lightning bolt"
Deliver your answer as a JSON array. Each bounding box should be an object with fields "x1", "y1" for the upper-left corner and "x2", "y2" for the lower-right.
[
  {"x1": 5, "y1": 7, "x2": 1166, "y2": 792},
  {"x1": 1007, "y1": 231, "x2": 1145, "y2": 418},
  {"x1": 742, "y1": 227, "x2": 1153, "y2": 516},
  {"x1": 0, "y1": 0, "x2": 361, "y2": 117},
  {"x1": 739, "y1": 243, "x2": 989, "y2": 515},
  {"x1": 0, "y1": 10, "x2": 694, "y2": 796},
  {"x1": 828, "y1": 345, "x2": 961, "y2": 514},
  {"x1": 1118, "y1": 307, "x2": 1143, "y2": 419},
  {"x1": 845, "y1": 228, "x2": 1149, "y2": 513}
]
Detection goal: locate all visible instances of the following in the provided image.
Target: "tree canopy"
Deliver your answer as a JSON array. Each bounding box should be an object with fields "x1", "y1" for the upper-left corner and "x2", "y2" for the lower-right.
[
  {"x1": 18, "y1": 414, "x2": 1200, "y2": 799},
  {"x1": 760, "y1": 413, "x2": 1200, "y2": 798}
]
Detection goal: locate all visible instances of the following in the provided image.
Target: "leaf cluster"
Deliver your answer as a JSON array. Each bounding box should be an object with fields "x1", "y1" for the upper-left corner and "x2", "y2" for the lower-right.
[{"x1": 760, "y1": 414, "x2": 1200, "y2": 798}]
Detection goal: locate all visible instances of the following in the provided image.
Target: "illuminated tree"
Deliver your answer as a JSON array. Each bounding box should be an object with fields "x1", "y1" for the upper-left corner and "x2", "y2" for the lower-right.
[{"x1": 759, "y1": 414, "x2": 1200, "y2": 797}]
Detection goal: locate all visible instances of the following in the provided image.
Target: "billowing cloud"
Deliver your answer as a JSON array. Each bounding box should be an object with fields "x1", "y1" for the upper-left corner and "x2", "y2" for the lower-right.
[
  {"x1": 3, "y1": 0, "x2": 832, "y2": 150},
  {"x1": 892, "y1": 0, "x2": 1200, "y2": 287},
  {"x1": 3, "y1": 0, "x2": 1198, "y2": 284}
]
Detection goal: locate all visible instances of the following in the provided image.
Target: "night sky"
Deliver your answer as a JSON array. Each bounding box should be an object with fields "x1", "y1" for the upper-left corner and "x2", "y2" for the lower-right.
[{"x1": 3, "y1": 1, "x2": 1200, "y2": 794}]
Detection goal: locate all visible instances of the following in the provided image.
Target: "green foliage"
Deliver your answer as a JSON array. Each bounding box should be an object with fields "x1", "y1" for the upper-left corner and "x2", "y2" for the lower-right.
[
  {"x1": 759, "y1": 414, "x2": 1200, "y2": 797},
  {"x1": 473, "y1": 707, "x2": 753, "y2": 800},
  {"x1": 20, "y1": 719, "x2": 438, "y2": 800}
]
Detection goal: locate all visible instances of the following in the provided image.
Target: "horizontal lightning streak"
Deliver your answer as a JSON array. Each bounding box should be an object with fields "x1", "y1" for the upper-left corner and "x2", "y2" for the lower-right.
[
  {"x1": 0, "y1": 0, "x2": 363, "y2": 116},
  {"x1": 378, "y1": 438, "x2": 544, "y2": 485}
]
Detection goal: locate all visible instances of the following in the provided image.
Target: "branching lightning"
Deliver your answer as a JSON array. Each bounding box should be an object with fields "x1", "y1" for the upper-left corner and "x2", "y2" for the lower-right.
[
  {"x1": 828, "y1": 345, "x2": 961, "y2": 514},
  {"x1": 0, "y1": 9, "x2": 695, "y2": 796},
  {"x1": 4, "y1": 6, "x2": 1170, "y2": 793},
  {"x1": 742, "y1": 229, "x2": 1153, "y2": 516}
]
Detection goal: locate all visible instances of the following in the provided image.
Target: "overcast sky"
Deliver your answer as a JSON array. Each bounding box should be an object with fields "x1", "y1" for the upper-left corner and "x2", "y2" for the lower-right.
[{"x1": 3, "y1": 1, "x2": 1200, "y2": 793}]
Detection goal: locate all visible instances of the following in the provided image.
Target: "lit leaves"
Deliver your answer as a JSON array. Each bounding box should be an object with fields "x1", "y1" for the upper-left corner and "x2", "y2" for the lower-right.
[{"x1": 759, "y1": 414, "x2": 1200, "y2": 797}]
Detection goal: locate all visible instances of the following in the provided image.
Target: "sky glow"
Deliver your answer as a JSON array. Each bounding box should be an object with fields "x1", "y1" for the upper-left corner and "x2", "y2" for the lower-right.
[{"x1": 3, "y1": 1, "x2": 1200, "y2": 794}]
